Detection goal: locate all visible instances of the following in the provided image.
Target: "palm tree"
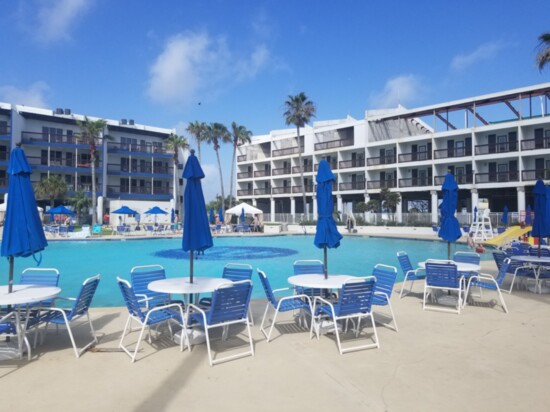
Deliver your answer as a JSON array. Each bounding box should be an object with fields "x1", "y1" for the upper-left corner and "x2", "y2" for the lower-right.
[
  {"x1": 536, "y1": 32, "x2": 550, "y2": 71},
  {"x1": 75, "y1": 116, "x2": 108, "y2": 226},
  {"x1": 204, "y1": 122, "x2": 231, "y2": 215},
  {"x1": 70, "y1": 189, "x2": 92, "y2": 224},
  {"x1": 35, "y1": 174, "x2": 67, "y2": 208},
  {"x1": 165, "y1": 133, "x2": 189, "y2": 216},
  {"x1": 283, "y1": 92, "x2": 316, "y2": 218},
  {"x1": 229, "y1": 122, "x2": 252, "y2": 208},
  {"x1": 186, "y1": 121, "x2": 207, "y2": 162}
]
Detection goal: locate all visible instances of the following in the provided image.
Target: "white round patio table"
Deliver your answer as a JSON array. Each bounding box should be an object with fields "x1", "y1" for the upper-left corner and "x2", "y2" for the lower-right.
[
  {"x1": 418, "y1": 261, "x2": 480, "y2": 273},
  {"x1": 148, "y1": 277, "x2": 230, "y2": 295},
  {"x1": 0, "y1": 285, "x2": 61, "y2": 360},
  {"x1": 287, "y1": 274, "x2": 360, "y2": 289},
  {"x1": 510, "y1": 255, "x2": 550, "y2": 293}
]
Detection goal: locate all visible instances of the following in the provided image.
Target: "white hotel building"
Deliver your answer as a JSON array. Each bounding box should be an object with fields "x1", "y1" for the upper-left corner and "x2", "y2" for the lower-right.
[{"x1": 235, "y1": 83, "x2": 550, "y2": 224}]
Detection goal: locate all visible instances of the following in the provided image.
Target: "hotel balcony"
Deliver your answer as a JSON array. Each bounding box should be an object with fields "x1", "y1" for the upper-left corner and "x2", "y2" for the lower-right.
[
  {"x1": 272, "y1": 146, "x2": 303, "y2": 157},
  {"x1": 106, "y1": 163, "x2": 172, "y2": 177},
  {"x1": 272, "y1": 186, "x2": 292, "y2": 194},
  {"x1": 474, "y1": 142, "x2": 518, "y2": 155},
  {"x1": 107, "y1": 142, "x2": 171, "y2": 157},
  {"x1": 339, "y1": 181, "x2": 365, "y2": 191},
  {"x1": 339, "y1": 158, "x2": 365, "y2": 169},
  {"x1": 521, "y1": 169, "x2": 550, "y2": 181},
  {"x1": 292, "y1": 165, "x2": 313, "y2": 173},
  {"x1": 314, "y1": 160, "x2": 338, "y2": 171},
  {"x1": 433, "y1": 147, "x2": 472, "y2": 159},
  {"x1": 314, "y1": 139, "x2": 353, "y2": 151},
  {"x1": 0, "y1": 126, "x2": 10, "y2": 139},
  {"x1": 254, "y1": 170, "x2": 271, "y2": 178},
  {"x1": 399, "y1": 177, "x2": 433, "y2": 188},
  {"x1": 272, "y1": 167, "x2": 291, "y2": 176},
  {"x1": 66, "y1": 184, "x2": 103, "y2": 197},
  {"x1": 237, "y1": 171, "x2": 253, "y2": 179},
  {"x1": 0, "y1": 178, "x2": 7, "y2": 193},
  {"x1": 237, "y1": 154, "x2": 247, "y2": 162},
  {"x1": 21, "y1": 131, "x2": 95, "y2": 149},
  {"x1": 367, "y1": 180, "x2": 397, "y2": 189},
  {"x1": 237, "y1": 189, "x2": 253, "y2": 196},
  {"x1": 521, "y1": 137, "x2": 550, "y2": 151},
  {"x1": 366, "y1": 155, "x2": 396, "y2": 166},
  {"x1": 434, "y1": 173, "x2": 473, "y2": 185},
  {"x1": 398, "y1": 151, "x2": 432, "y2": 163},
  {"x1": 26, "y1": 156, "x2": 102, "y2": 173},
  {"x1": 292, "y1": 185, "x2": 314, "y2": 194},
  {"x1": 0, "y1": 150, "x2": 9, "y2": 166},
  {"x1": 106, "y1": 185, "x2": 171, "y2": 200},
  {"x1": 475, "y1": 171, "x2": 519, "y2": 184},
  {"x1": 254, "y1": 188, "x2": 271, "y2": 195}
]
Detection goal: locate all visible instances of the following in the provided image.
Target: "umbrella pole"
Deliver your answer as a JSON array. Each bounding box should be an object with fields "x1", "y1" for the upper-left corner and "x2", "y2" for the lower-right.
[
  {"x1": 8, "y1": 256, "x2": 14, "y2": 293},
  {"x1": 324, "y1": 246, "x2": 328, "y2": 279},
  {"x1": 189, "y1": 251, "x2": 194, "y2": 284},
  {"x1": 447, "y1": 242, "x2": 451, "y2": 260}
]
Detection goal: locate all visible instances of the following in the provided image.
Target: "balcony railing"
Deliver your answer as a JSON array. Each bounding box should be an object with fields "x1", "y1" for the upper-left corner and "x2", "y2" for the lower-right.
[
  {"x1": 339, "y1": 181, "x2": 365, "y2": 191},
  {"x1": 434, "y1": 173, "x2": 473, "y2": 185},
  {"x1": 314, "y1": 139, "x2": 353, "y2": 151},
  {"x1": 475, "y1": 142, "x2": 518, "y2": 155},
  {"x1": 272, "y1": 167, "x2": 291, "y2": 176},
  {"x1": 0, "y1": 152, "x2": 9, "y2": 161},
  {"x1": 475, "y1": 171, "x2": 519, "y2": 184},
  {"x1": 292, "y1": 165, "x2": 313, "y2": 173},
  {"x1": 521, "y1": 138, "x2": 550, "y2": 151},
  {"x1": 21, "y1": 131, "x2": 78, "y2": 144},
  {"x1": 433, "y1": 147, "x2": 472, "y2": 159},
  {"x1": 254, "y1": 170, "x2": 270, "y2": 178},
  {"x1": 339, "y1": 159, "x2": 365, "y2": 169},
  {"x1": 272, "y1": 146, "x2": 303, "y2": 157},
  {"x1": 0, "y1": 178, "x2": 7, "y2": 187},
  {"x1": 107, "y1": 185, "x2": 170, "y2": 196},
  {"x1": 292, "y1": 185, "x2": 314, "y2": 193},
  {"x1": 26, "y1": 155, "x2": 100, "y2": 169},
  {"x1": 398, "y1": 151, "x2": 432, "y2": 163},
  {"x1": 107, "y1": 142, "x2": 168, "y2": 155},
  {"x1": 237, "y1": 154, "x2": 247, "y2": 162},
  {"x1": 254, "y1": 188, "x2": 271, "y2": 195},
  {"x1": 521, "y1": 169, "x2": 550, "y2": 181},
  {"x1": 0, "y1": 126, "x2": 10, "y2": 135},
  {"x1": 107, "y1": 164, "x2": 171, "y2": 174},
  {"x1": 366, "y1": 155, "x2": 396, "y2": 166},
  {"x1": 272, "y1": 187, "x2": 291, "y2": 194},
  {"x1": 367, "y1": 180, "x2": 397, "y2": 189},
  {"x1": 399, "y1": 177, "x2": 433, "y2": 187},
  {"x1": 237, "y1": 189, "x2": 253, "y2": 196},
  {"x1": 237, "y1": 171, "x2": 253, "y2": 179},
  {"x1": 314, "y1": 161, "x2": 338, "y2": 171}
]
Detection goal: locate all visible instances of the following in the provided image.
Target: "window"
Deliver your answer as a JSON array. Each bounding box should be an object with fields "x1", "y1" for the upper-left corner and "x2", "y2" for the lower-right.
[
  {"x1": 0, "y1": 120, "x2": 7, "y2": 134},
  {"x1": 498, "y1": 164, "x2": 508, "y2": 182},
  {"x1": 497, "y1": 135, "x2": 508, "y2": 153}
]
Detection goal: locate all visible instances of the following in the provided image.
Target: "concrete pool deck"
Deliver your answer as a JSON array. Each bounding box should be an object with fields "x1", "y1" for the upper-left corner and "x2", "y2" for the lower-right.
[{"x1": 1, "y1": 258, "x2": 549, "y2": 412}]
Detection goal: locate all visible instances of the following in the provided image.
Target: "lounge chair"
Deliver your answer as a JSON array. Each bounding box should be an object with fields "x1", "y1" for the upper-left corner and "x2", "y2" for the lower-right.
[
  {"x1": 186, "y1": 280, "x2": 254, "y2": 366},
  {"x1": 423, "y1": 260, "x2": 465, "y2": 314},
  {"x1": 464, "y1": 258, "x2": 509, "y2": 313},
  {"x1": 371, "y1": 264, "x2": 399, "y2": 331},
  {"x1": 117, "y1": 277, "x2": 188, "y2": 363},
  {"x1": 396, "y1": 251, "x2": 425, "y2": 298},
  {"x1": 131, "y1": 265, "x2": 182, "y2": 309}
]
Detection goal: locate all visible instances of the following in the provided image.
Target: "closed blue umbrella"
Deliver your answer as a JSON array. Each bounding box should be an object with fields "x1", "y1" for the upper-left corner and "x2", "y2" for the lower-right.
[
  {"x1": 501, "y1": 205, "x2": 508, "y2": 227},
  {"x1": 182, "y1": 150, "x2": 213, "y2": 283},
  {"x1": 531, "y1": 179, "x2": 550, "y2": 256},
  {"x1": 473, "y1": 206, "x2": 477, "y2": 222},
  {"x1": 526, "y1": 205, "x2": 532, "y2": 226},
  {"x1": 218, "y1": 207, "x2": 224, "y2": 223},
  {"x1": 314, "y1": 160, "x2": 343, "y2": 278},
  {"x1": 240, "y1": 208, "x2": 245, "y2": 224},
  {"x1": 171, "y1": 208, "x2": 175, "y2": 223},
  {"x1": 209, "y1": 208, "x2": 215, "y2": 224},
  {"x1": 1, "y1": 145, "x2": 48, "y2": 293},
  {"x1": 438, "y1": 173, "x2": 462, "y2": 259}
]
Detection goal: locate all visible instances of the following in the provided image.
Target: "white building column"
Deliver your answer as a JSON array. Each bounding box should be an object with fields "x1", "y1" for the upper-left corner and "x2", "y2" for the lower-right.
[
  {"x1": 431, "y1": 190, "x2": 439, "y2": 224},
  {"x1": 395, "y1": 198, "x2": 403, "y2": 223},
  {"x1": 517, "y1": 187, "x2": 526, "y2": 215},
  {"x1": 336, "y1": 195, "x2": 343, "y2": 215},
  {"x1": 364, "y1": 193, "x2": 370, "y2": 204},
  {"x1": 471, "y1": 188, "x2": 479, "y2": 212},
  {"x1": 252, "y1": 199, "x2": 257, "y2": 207},
  {"x1": 290, "y1": 197, "x2": 296, "y2": 221},
  {"x1": 313, "y1": 195, "x2": 318, "y2": 220},
  {"x1": 270, "y1": 198, "x2": 275, "y2": 221}
]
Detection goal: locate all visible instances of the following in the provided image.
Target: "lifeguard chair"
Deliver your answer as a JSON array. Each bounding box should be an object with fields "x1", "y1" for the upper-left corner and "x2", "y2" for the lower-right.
[{"x1": 469, "y1": 199, "x2": 493, "y2": 242}]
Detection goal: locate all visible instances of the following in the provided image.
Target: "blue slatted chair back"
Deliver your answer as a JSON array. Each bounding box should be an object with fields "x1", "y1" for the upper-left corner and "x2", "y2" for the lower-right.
[
  {"x1": 20, "y1": 268, "x2": 60, "y2": 287},
  {"x1": 223, "y1": 263, "x2": 253, "y2": 282},
  {"x1": 208, "y1": 280, "x2": 252, "y2": 325},
  {"x1": 496, "y1": 258, "x2": 511, "y2": 286},
  {"x1": 529, "y1": 247, "x2": 550, "y2": 257},
  {"x1": 117, "y1": 278, "x2": 146, "y2": 322},
  {"x1": 425, "y1": 261, "x2": 459, "y2": 289},
  {"x1": 396, "y1": 251, "x2": 414, "y2": 276},
  {"x1": 257, "y1": 269, "x2": 278, "y2": 307},
  {"x1": 453, "y1": 252, "x2": 480, "y2": 265},
  {"x1": 493, "y1": 251, "x2": 507, "y2": 270},
  {"x1": 293, "y1": 260, "x2": 325, "y2": 275},
  {"x1": 67, "y1": 275, "x2": 101, "y2": 320},
  {"x1": 372, "y1": 264, "x2": 397, "y2": 301},
  {"x1": 336, "y1": 277, "x2": 376, "y2": 317},
  {"x1": 131, "y1": 265, "x2": 168, "y2": 304}
]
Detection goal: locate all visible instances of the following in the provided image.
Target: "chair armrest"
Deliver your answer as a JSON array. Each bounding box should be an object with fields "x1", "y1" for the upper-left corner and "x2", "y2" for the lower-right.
[
  {"x1": 272, "y1": 287, "x2": 293, "y2": 294},
  {"x1": 312, "y1": 296, "x2": 335, "y2": 316}
]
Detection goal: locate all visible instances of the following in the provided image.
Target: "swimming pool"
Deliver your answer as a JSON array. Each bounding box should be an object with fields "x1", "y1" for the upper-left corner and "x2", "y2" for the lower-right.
[{"x1": 1, "y1": 235, "x2": 478, "y2": 307}]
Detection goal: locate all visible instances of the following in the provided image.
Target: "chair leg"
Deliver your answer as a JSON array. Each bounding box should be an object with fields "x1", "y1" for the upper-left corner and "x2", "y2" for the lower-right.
[
  {"x1": 266, "y1": 309, "x2": 279, "y2": 342},
  {"x1": 385, "y1": 299, "x2": 398, "y2": 332},
  {"x1": 259, "y1": 303, "x2": 271, "y2": 339},
  {"x1": 204, "y1": 327, "x2": 214, "y2": 366},
  {"x1": 496, "y1": 288, "x2": 508, "y2": 313},
  {"x1": 399, "y1": 274, "x2": 410, "y2": 299}
]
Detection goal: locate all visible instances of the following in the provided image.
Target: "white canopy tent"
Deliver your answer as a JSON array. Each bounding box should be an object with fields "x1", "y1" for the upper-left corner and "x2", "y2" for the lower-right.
[{"x1": 225, "y1": 202, "x2": 263, "y2": 223}]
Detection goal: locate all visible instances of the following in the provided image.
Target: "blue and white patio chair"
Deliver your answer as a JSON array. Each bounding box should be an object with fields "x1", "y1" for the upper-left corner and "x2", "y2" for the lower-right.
[
  {"x1": 493, "y1": 251, "x2": 535, "y2": 293},
  {"x1": 453, "y1": 251, "x2": 480, "y2": 265},
  {"x1": 423, "y1": 260, "x2": 465, "y2": 314},
  {"x1": 117, "y1": 277, "x2": 188, "y2": 363},
  {"x1": 257, "y1": 269, "x2": 313, "y2": 342},
  {"x1": 131, "y1": 265, "x2": 182, "y2": 310},
  {"x1": 0, "y1": 311, "x2": 31, "y2": 360},
  {"x1": 396, "y1": 251, "x2": 425, "y2": 298},
  {"x1": 186, "y1": 280, "x2": 254, "y2": 366},
  {"x1": 35, "y1": 275, "x2": 101, "y2": 358},
  {"x1": 293, "y1": 260, "x2": 333, "y2": 301},
  {"x1": 464, "y1": 258, "x2": 509, "y2": 313},
  {"x1": 372, "y1": 264, "x2": 399, "y2": 331},
  {"x1": 310, "y1": 276, "x2": 379, "y2": 355}
]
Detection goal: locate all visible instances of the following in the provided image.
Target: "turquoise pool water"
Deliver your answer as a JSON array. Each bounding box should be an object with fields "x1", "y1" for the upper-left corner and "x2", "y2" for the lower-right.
[{"x1": 1, "y1": 235, "x2": 477, "y2": 307}]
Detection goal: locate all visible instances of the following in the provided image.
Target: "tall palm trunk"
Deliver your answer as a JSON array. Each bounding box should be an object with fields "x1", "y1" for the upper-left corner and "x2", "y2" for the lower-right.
[
  {"x1": 197, "y1": 142, "x2": 201, "y2": 163},
  {"x1": 215, "y1": 145, "x2": 226, "y2": 216},
  {"x1": 296, "y1": 125, "x2": 307, "y2": 219},
  {"x1": 173, "y1": 152, "x2": 179, "y2": 215},
  {"x1": 90, "y1": 145, "x2": 97, "y2": 226},
  {"x1": 229, "y1": 142, "x2": 237, "y2": 208}
]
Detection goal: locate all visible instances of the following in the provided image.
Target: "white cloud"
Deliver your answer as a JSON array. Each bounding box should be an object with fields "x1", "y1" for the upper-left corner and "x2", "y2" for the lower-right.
[
  {"x1": 201, "y1": 163, "x2": 226, "y2": 202},
  {"x1": 0, "y1": 82, "x2": 50, "y2": 107},
  {"x1": 368, "y1": 75, "x2": 421, "y2": 109},
  {"x1": 450, "y1": 41, "x2": 507, "y2": 72},
  {"x1": 147, "y1": 32, "x2": 270, "y2": 107},
  {"x1": 30, "y1": 0, "x2": 92, "y2": 44}
]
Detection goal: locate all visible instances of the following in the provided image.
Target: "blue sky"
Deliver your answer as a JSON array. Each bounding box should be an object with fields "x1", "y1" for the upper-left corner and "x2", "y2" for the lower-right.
[{"x1": 1, "y1": 0, "x2": 549, "y2": 201}]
